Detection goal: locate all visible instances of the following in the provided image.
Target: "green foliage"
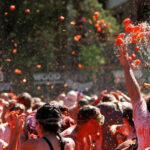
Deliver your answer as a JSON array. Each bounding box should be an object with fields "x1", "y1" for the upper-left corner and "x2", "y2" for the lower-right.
[
  {"x1": 80, "y1": 44, "x2": 106, "y2": 66},
  {"x1": 0, "y1": 0, "x2": 121, "y2": 93}
]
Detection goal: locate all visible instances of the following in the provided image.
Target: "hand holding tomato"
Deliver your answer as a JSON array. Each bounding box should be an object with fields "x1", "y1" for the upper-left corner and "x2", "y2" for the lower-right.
[{"x1": 118, "y1": 49, "x2": 130, "y2": 68}]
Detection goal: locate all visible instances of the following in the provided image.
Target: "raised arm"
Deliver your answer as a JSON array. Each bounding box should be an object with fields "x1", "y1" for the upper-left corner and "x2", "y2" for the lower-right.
[
  {"x1": 8, "y1": 114, "x2": 25, "y2": 150},
  {"x1": 118, "y1": 49, "x2": 141, "y2": 103}
]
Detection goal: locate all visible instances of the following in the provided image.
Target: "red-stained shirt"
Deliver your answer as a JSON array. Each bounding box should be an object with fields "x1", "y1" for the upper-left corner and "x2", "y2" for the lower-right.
[
  {"x1": 0, "y1": 123, "x2": 10, "y2": 142},
  {"x1": 133, "y1": 99, "x2": 150, "y2": 150}
]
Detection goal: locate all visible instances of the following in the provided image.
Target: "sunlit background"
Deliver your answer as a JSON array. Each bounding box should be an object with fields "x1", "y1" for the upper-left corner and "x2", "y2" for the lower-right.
[{"x1": 0, "y1": 0, "x2": 149, "y2": 100}]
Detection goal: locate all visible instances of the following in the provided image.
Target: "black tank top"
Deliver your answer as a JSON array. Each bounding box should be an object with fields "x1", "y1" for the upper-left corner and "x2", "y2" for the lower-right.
[{"x1": 43, "y1": 134, "x2": 64, "y2": 150}]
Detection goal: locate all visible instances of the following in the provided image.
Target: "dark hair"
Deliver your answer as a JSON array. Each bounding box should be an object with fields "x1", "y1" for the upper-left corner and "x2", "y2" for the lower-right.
[
  {"x1": 122, "y1": 107, "x2": 134, "y2": 127},
  {"x1": 78, "y1": 98, "x2": 89, "y2": 107},
  {"x1": 32, "y1": 102, "x2": 43, "y2": 111},
  {"x1": 9, "y1": 103, "x2": 25, "y2": 114},
  {"x1": 146, "y1": 94, "x2": 150, "y2": 112},
  {"x1": 101, "y1": 94, "x2": 117, "y2": 102},
  {"x1": 36, "y1": 103, "x2": 62, "y2": 133},
  {"x1": 77, "y1": 105, "x2": 100, "y2": 124},
  {"x1": 17, "y1": 92, "x2": 32, "y2": 110}
]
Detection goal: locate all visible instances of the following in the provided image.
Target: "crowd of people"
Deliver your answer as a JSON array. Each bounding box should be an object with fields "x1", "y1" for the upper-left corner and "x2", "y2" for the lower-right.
[{"x1": 0, "y1": 50, "x2": 150, "y2": 150}]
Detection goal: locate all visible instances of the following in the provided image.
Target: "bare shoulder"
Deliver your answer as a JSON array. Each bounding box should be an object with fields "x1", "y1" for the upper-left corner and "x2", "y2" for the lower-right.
[
  {"x1": 63, "y1": 137, "x2": 75, "y2": 150},
  {"x1": 21, "y1": 138, "x2": 42, "y2": 150},
  {"x1": 61, "y1": 125, "x2": 76, "y2": 137}
]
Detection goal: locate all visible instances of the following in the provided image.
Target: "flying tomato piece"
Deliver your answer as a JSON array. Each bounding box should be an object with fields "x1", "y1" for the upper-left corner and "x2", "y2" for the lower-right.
[
  {"x1": 102, "y1": 24, "x2": 107, "y2": 29},
  {"x1": 78, "y1": 64, "x2": 83, "y2": 69},
  {"x1": 117, "y1": 33, "x2": 125, "y2": 39},
  {"x1": 10, "y1": 5, "x2": 16, "y2": 11},
  {"x1": 25, "y1": 9, "x2": 30, "y2": 14},
  {"x1": 22, "y1": 78, "x2": 27, "y2": 84},
  {"x1": 134, "y1": 46, "x2": 140, "y2": 51},
  {"x1": 131, "y1": 63, "x2": 135, "y2": 68},
  {"x1": 94, "y1": 12, "x2": 99, "y2": 19},
  {"x1": 115, "y1": 38, "x2": 124, "y2": 45},
  {"x1": 12, "y1": 49, "x2": 17, "y2": 54},
  {"x1": 132, "y1": 26, "x2": 140, "y2": 33},
  {"x1": 36, "y1": 64, "x2": 42, "y2": 69},
  {"x1": 74, "y1": 35, "x2": 82, "y2": 41},
  {"x1": 131, "y1": 53, "x2": 136, "y2": 59},
  {"x1": 128, "y1": 56, "x2": 133, "y2": 62},
  {"x1": 144, "y1": 83, "x2": 150, "y2": 88},
  {"x1": 14, "y1": 69, "x2": 22, "y2": 75},
  {"x1": 131, "y1": 34, "x2": 138, "y2": 43},
  {"x1": 135, "y1": 59, "x2": 141, "y2": 65},
  {"x1": 71, "y1": 20, "x2": 76, "y2": 25},
  {"x1": 97, "y1": 27, "x2": 101, "y2": 32},
  {"x1": 59, "y1": 16, "x2": 65, "y2": 21},
  {"x1": 123, "y1": 18, "x2": 131, "y2": 26},
  {"x1": 125, "y1": 25, "x2": 133, "y2": 33},
  {"x1": 82, "y1": 17, "x2": 86, "y2": 22}
]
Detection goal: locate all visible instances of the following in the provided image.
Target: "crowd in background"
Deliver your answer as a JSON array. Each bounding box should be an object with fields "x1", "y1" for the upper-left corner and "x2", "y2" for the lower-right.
[{"x1": 0, "y1": 51, "x2": 150, "y2": 150}]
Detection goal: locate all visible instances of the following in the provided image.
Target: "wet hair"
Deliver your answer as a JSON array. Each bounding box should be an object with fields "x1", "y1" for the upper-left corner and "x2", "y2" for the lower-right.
[
  {"x1": 77, "y1": 105, "x2": 100, "y2": 124},
  {"x1": 145, "y1": 94, "x2": 150, "y2": 112},
  {"x1": 17, "y1": 92, "x2": 32, "y2": 110},
  {"x1": 78, "y1": 98, "x2": 89, "y2": 107},
  {"x1": 101, "y1": 94, "x2": 117, "y2": 102},
  {"x1": 32, "y1": 102, "x2": 44, "y2": 111},
  {"x1": 122, "y1": 106, "x2": 134, "y2": 127},
  {"x1": 9, "y1": 103, "x2": 25, "y2": 114},
  {"x1": 36, "y1": 103, "x2": 62, "y2": 133}
]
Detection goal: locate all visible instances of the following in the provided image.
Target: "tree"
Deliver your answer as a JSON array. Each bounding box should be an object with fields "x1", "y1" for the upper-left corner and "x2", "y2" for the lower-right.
[{"x1": 0, "y1": 0, "x2": 120, "y2": 95}]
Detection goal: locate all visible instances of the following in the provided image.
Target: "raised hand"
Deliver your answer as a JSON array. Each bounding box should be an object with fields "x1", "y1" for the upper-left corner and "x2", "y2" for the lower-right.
[{"x1": 118, "y1": 48, "x2": 130, "y2": 68}]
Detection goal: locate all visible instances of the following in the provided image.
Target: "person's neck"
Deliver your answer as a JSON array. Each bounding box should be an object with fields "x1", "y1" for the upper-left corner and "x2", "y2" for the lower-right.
[{"x1": 41, "y1": 131, "x2": 57, "y2": 138}]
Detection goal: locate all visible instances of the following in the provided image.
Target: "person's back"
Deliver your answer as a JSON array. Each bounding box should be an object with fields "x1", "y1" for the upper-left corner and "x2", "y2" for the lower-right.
[
  {"x1": 8, "y1": 103, "x2": 75, "y2": 150},
  {"x1": 97, "y1": 101, "x2": 124, "y2": 150},
  {"x1": 21, "y1": 136, "x2": 74, "y2": 150}
]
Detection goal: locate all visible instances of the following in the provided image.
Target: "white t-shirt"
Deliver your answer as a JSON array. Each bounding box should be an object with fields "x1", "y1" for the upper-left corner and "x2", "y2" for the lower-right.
[
  {"x1": 0, "y1": 123, "x2": 10, "y2": 144},
  {"x1": 133, "y1": 99, "x2": 150, "y2": 150}
]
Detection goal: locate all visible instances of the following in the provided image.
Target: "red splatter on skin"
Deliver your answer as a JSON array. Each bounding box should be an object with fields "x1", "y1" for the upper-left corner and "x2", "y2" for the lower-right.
[{"x1": 10, "y1": 5, "x2": 16, "y2": 11}]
